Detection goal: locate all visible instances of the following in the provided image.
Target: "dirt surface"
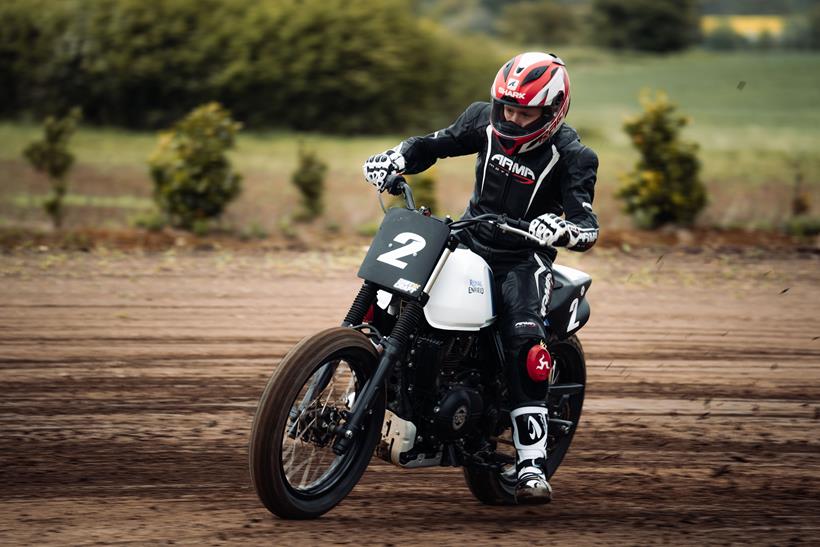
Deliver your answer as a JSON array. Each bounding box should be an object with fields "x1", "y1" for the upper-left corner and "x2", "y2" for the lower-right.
[{"x1": 1, "y1": 247, "x2": 819, "y2": 546}]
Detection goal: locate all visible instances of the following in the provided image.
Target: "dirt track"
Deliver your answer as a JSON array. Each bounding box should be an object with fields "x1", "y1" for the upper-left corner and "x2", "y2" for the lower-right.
[{"x1": 1, "y1": 248, "x2": 819, "y2": 546}]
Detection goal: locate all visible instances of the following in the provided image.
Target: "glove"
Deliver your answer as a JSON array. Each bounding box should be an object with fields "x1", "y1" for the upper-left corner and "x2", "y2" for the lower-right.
[
  {"x1": 528, "y1": 213, "x2": 569, "y2": 246},
  {"x1": 363, "y1": 148, "x2": 406, "y2": 192}
]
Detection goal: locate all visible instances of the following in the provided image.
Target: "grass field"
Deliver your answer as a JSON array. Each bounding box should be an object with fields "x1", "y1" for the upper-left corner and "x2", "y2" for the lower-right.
[{"x1": 1, "y1": 50, "x2": 818, "y2": 233}]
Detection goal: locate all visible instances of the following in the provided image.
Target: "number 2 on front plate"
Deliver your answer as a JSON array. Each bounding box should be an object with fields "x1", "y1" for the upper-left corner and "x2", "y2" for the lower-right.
[{"x1": 376, "y1": 232, "x2": 427, "y2": 270}]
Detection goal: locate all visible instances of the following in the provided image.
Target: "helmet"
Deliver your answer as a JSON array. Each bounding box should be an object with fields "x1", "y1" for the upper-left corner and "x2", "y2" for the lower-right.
[{"x1": 490, "y1": 52, "x2": 571, "y2": 155}]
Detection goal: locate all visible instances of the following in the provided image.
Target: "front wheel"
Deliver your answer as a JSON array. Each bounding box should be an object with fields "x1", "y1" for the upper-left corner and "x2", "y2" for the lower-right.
[
  {"x1": 249, "y1": 327, "x2": 385, "y2": 519},
  {"x1": 463, "y1": 335, "x2": 587, "y2": 505}
]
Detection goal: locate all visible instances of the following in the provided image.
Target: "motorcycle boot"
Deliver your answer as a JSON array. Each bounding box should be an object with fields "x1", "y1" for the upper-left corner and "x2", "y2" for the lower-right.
[{"x1": 510, "y1": 405, "x2": 552, "y2": 504}]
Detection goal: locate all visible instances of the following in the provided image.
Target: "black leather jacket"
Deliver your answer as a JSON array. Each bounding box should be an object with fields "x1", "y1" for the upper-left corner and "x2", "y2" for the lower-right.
[{"x1": 398, "y1": 102, "x2": 599, "y2": 253}]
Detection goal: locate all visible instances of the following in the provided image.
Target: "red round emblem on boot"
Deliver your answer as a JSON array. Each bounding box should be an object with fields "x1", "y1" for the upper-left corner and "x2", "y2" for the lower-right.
[{"x1": 526, "y1": 344, "x2": 552, "y2": 382}]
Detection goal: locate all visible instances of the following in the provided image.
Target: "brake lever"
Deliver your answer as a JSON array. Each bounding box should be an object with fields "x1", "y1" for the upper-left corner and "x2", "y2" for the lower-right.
[{"x1": 491, "y1": 220, "x2": 549, "y2": 247}]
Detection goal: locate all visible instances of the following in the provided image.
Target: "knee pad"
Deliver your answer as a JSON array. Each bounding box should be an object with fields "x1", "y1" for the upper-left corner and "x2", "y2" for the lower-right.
[
  {"x1": 525, "y1": 342, "x2": 552, "y2": 383},
  {"x1": 504, "y1": 338, "x2": 550, "y2": 405}
]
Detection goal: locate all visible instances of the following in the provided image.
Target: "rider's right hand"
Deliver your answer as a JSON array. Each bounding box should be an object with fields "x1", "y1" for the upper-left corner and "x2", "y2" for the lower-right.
[{"x1": 363, "y1": 148, "x2": 406, "y2": 192}]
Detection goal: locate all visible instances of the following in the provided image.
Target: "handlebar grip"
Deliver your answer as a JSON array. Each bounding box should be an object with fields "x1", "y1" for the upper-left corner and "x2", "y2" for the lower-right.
[
  {"x1": 384, "y1": 174, "x2": 406, "y2": 196},
  {"x1": 505, "y1": 217, "x2": 530, "y2": 231}
]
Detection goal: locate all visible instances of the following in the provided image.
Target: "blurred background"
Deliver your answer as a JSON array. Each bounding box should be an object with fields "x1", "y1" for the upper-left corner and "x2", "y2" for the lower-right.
[{"x1": 1, "y1": 0, "x2": 819, "y2": 243}]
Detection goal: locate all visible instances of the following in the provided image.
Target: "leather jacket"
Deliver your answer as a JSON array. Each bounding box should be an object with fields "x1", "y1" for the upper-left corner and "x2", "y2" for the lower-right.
[{"x1": 397, "y1": 101, "x2": 599, "y2": 253}]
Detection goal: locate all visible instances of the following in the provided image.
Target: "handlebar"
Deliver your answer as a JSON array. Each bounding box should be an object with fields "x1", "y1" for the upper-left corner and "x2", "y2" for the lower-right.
[
  {"x1": 448, "y1": 214, "x2": 548, "y2": 247},
  {"x1": 377, "y1": 174, "x2": 548, "y2": 247},
  {"x1": 379, "y1": 174, "x2": 415, "y2": 212}
]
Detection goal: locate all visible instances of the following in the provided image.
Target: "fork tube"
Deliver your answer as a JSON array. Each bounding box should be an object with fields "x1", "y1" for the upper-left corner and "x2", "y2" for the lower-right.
[
  {"x1": 342, "y1": 282, "x2": 377, "y2": 327},
  {"x1": 332, "y1": 300, "x2": 424, "y2": 456}
]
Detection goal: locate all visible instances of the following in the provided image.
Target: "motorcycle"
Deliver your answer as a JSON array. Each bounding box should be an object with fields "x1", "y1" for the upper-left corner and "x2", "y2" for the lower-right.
[{"x1": 249, "y1": 175, "x2": 590, "y2": 519}]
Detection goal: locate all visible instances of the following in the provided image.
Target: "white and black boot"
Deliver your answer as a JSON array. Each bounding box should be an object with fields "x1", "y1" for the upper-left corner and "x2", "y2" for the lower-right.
[{"x1": 510, "y1": 405, "x2": 552, "y2": 504}]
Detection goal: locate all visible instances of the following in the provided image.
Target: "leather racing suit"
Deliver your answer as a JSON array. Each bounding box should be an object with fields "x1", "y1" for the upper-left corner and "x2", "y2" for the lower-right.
[{"x1": 396, "y1": 101, "x2": 599, "y2": 404}]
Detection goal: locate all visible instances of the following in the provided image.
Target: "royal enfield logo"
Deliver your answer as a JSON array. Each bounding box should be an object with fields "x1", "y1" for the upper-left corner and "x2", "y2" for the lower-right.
[
  {"x1": 468, "y1": 279, "x2": 484, "y2": 295},
  {"x1": 490, "y1": 154, "x2": 535, "y2": 184},
  {"x1": 497, "y1": 86, "x2": 526, "y2": 100}
]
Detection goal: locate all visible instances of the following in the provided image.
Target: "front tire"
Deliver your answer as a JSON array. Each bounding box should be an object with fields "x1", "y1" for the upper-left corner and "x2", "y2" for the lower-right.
[
  {"x1": 463, "y1": 335, "x2": 587, "y2": 505},
  {"x1": 249, "y1": 327, "x2": 384, "y2": 519}
]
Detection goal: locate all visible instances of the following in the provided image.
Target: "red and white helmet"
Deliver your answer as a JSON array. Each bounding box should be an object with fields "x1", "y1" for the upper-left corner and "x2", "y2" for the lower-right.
[{"x1": 490, "y1": 52, "x2": 571, "y2": 154}]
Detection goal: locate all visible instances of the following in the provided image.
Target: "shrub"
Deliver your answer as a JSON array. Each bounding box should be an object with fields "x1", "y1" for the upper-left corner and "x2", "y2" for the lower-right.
[
  {"x1": 132, "y1": 210, "x2": 166, "y2": 232},
  {"x1": 23, "y1": 108, "x2": 82, "y2": 229},
  {"x1": 591, "y1": 0, "x2": 700, "y2": 53},
  {"x1": 0, "y1": 0, "x2": 501, "y2": 132},
  {"x1": 496, "y1": 1, "x2": 578, "y2": 46},
  {"x1": 291, "y1": 145, "x2": 327, "y2": 222},
  {"x1": 809, "y1": 5, "x2": 820, "y2": 50},
  {"x1": 784, "y1": 215, "x2": 820, "y2": 238},
  {"x1": 702, "y1": 23, "x2": 750, "y2": 51},
  {"x1": 148, "y1": 102, "x2": 242, "y2": 230},
  {"x1": 616, "y1": 91, "x2": 706, "y2": 229}
]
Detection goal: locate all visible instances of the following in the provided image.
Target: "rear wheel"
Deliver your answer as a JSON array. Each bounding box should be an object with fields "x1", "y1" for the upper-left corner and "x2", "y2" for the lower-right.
[
  {"x1": 463, "y1": 335, "x2": 586, "y2": 505},
  {"x1": 249, "y1": 327, "x2": 384, "y2": 519}
]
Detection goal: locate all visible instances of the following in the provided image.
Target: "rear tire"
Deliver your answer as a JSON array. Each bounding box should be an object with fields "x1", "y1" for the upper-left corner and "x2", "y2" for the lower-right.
[
  {"x1": 249, "y1": 327, "x2": 384, "y2": 519},
  {"x1": 463, "y1": 335, "x2": 586, "y2": 505}
]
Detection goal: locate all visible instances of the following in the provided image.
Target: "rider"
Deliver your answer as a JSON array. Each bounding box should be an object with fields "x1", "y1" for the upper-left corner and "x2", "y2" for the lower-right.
[{"x1": 363, "y1": 52, "x2": 599, "y2": 503}]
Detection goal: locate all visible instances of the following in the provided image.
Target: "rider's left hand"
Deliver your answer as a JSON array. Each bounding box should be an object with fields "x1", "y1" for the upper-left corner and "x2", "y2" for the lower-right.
[{"x1": 528, "y1": 213, "x2": 569, "y2": 246}]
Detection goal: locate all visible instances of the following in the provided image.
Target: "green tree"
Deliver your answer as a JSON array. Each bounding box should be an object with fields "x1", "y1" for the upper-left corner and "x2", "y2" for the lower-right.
[
  {"x1": 23, "y1": 108, "x2": 82, "y2": 229},
  {"x1": 497, "y1": 1, "x2": 577, "y2": 46},
  {"x1": 215, "y1": 0, "x2": 491, "y2": 133},
  {"x1": 755, "y1": 29, "x2": 777, "y2": 51},
  {"x1": 809, "y1": 4, "x2": 820, "y2": 49},
  {"x1": 148, "y1": 102, "x2": 242, "y2": 229},
  {"x1": 291, "y1": 145, "x2": 328, "y2": 221},
  {"x1": 702, "y1": 23, "x2": 750, "y2": 50},
  {"x1": 0, "y1": 0, "x2": 501, "y2": 132},
  {"x1": 616, "y1": 91, "x2": 706, "y2": 229},
  {"x1": 591, "y1": 0, "x2": 700, "y2": 53}
]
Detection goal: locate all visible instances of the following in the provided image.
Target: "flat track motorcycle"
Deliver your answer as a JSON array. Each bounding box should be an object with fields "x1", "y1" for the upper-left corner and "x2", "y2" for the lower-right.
[{"x1": 249, "y1": 176, "x2": 590, "y2": 519}]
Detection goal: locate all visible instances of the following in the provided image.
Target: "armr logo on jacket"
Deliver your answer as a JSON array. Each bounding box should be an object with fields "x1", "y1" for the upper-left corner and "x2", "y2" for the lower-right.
[{"x1": 490, "y1": 154, "x2": 536, "y2": 184}]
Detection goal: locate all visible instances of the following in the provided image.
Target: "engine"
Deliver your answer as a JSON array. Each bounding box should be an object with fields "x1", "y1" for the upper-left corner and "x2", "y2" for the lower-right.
[
  {"x1": 379, "y1": 331, "x2": 490, "y2": 468},
  {"x1": 433, "y1": 382, "x2": 484, "y2": 439}
]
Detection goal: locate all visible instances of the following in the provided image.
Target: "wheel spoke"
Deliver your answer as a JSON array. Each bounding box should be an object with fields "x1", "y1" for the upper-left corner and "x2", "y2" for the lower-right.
[
  {"x1": 300, "y1": 445, "x2": 315, "y2": 487},
  {"x1": 280, "y1": 358, "x2": 363, "y2": 493}
]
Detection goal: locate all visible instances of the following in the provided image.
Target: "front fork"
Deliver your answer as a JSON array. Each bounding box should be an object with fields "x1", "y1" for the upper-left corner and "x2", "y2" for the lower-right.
[
  {"x1": 332, "y1": 298, "x2": 424, "y2": 455},
  {"x1": 332, "y1": 246, "x2": 454, "y2": 456}
]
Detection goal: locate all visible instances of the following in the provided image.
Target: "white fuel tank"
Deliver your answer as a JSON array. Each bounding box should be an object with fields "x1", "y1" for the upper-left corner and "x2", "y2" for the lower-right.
[{"x1": 423, "y1": 248, "x2": 495, "y2": 331}]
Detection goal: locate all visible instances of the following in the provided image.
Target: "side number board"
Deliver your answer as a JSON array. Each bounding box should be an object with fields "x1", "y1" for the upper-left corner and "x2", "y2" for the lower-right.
[{"x1": 357, "y1": 209, "x2": 450, "y2": 299}]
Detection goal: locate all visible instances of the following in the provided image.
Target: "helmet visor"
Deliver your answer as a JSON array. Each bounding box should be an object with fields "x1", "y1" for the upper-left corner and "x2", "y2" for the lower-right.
[{"x1": 490, "y1": 100, "x2": 554, "y2": 140}]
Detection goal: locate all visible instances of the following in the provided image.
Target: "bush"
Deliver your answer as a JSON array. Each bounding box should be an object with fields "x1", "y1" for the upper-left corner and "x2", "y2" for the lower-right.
[
  {"x1": 496, "y1": 1, "x2": 578, "y2": 46},
  {"x1": 702, "y1": 23, "x2": 750, "y2": 51},
  {"x1": 809, "y1": 5, "x2": 820, "y2": 50},
  {"x1": 214, "y1": 0, "x2": 494, "y2": 133},
  {"x1": 591, "y1": 0, "x2": 699, "y2": 53},
  {"x1": 784, "y1": 215, "x2": 820, "y2": 237},
  {"x1": 616, "y1": 91, "x2": 706, "y2": 229},
  {"x1": 23, "y1": 108, "x2": 82, "y2": 228},
  {"x1": 131, "y1": 209, "x2": 166, "y2": 232},
  {"x1": 0, "y1": 0, "x2": 502, "y2": 132},
  {"x1": 148, "y1": 102, "x2": 242, "y2": 229},
  {"x1": 11, "y1": 0, "x2": 237, "y2": 127},
  {"x1": 291, "y1": 145, "x2": 327, "y2": 222}
]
